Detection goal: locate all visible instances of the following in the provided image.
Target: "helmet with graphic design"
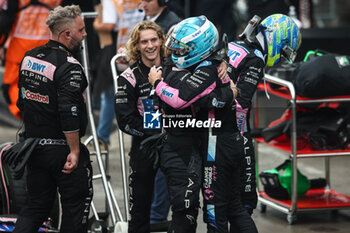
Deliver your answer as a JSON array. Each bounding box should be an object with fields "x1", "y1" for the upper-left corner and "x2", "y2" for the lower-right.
[
  {"x1": 260, "y1": 14, "x2": 301, "y2": 67},
  {"x1": 165, "y1": 15, "x2": 219, "y2": 69}
]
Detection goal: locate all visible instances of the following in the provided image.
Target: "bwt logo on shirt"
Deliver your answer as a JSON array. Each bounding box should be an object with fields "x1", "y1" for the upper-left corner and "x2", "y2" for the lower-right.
[
  {"x1": 143, "y1": 110, "x2": 161, "y2": 129},
  {"x1": 26, "y1": 59, "x2": 46, "y2": 73},
  {"x1": 228, "y1": 50, "x2": 242, "y2": 62},
  {"x1": 161, "y1": 88, "x2": 174, "y2": 98}
]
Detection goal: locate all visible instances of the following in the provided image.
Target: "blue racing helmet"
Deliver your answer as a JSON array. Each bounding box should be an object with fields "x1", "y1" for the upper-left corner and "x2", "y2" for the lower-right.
[
  {"x1": 166, "y1": 15, "x2": 219, "y2": 69},
  {"x1": 259, "y1": 14, "x2": 302, "y2": 67}
]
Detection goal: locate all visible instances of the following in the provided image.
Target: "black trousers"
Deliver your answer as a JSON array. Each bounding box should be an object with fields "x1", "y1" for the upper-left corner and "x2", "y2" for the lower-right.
[
  {"x1": 128, "y1": 137, "x2": 158, "y2": 233},
  {"x1": 202, "y1": 132, "x2": 258, "y2": 233},
  {"x1": 13, "y1": 144, "x2": 93, "y2": 233},
  {"x1": 239, "y1": 132, "x2": 257, "y2": 214},
  {"x1": 160, "y1": 134, "x2": 202, "y2": 233}
]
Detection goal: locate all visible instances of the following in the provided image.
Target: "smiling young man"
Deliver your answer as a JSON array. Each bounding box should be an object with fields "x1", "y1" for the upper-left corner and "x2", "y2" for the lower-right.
[
  {"x1": 114, "y1": 20, "x2": 166, "y2": 233},
  {"x1": 139, "y1": 1, "x2": 180, "y2": 228}
]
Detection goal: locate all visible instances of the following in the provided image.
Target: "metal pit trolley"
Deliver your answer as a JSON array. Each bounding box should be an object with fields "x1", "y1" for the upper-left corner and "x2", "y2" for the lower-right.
[{"x1": 254, "y1": 74, "x2": 350, "y2": 224}]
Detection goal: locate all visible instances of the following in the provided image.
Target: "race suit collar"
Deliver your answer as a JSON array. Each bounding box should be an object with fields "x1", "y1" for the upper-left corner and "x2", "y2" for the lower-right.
[
  {"x1": 137, "y1": 59, "x2": 151, "y2": 81},
  {"x1": 243, "y1": 36, "x2": 264, "y2": 56},
  {"x1": 46, "y1": 40, "x2": 73, "y2": 56}
]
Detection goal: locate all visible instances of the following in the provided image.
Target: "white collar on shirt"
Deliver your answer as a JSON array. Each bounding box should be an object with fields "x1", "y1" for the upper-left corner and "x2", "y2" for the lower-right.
[{"x1": 146, "y1": 12, "x2": 162, "y2": 22}]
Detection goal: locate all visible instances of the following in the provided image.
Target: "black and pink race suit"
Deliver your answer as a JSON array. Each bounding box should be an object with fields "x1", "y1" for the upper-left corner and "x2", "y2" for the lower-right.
[
  {"x1": 15, "y1": 40, "x2": 92, "y2": 233},
  {"x1": 228, "y1": 40, "x2": 266, "y2": 216},
  {"x1": 155, "y1": 59, "x2": 257, "y2": 233},
  {"x1": 114, "y1": 59, "x2": 162, "y2": 233}
]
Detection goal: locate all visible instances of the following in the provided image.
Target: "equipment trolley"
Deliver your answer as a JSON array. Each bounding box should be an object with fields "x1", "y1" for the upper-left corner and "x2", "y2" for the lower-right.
[{"x1": 255, "y1": 74, "x2": 350, "y2": 224}]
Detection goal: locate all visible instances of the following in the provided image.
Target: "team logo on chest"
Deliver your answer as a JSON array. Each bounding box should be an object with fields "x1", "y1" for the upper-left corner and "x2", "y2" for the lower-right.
[
  {"x1": 21, "y1": 88, "x2": 49, "y2": 104},
  {"x1": 26, "y1": 59, "x2": 46, "y2": 73}
]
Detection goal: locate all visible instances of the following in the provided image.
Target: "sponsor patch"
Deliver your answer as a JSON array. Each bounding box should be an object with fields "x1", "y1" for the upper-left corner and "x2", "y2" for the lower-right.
[
  {"x1": 254, "y1": 49, "x2": 265, "y2": 61},
  {"x1": 26, "y1": 59, "x2": 46, "y2": 73},
  {"x1": 21, "y1": 88, "x2": 49, "y2": 104},
  {"x1": 70, "y1": 81, "x2": 81, "y2": 88},
  {"x1": 115, "y1": 98, "x2": 128, "y2": 104},
  {"x1": 71, "y1": 106, "x2": 78, "y2": 116},
  {"x1": 21, "y1": 56, "x2": 56, "y2": 81},
  {"x1": 160, "y1": 88, "x2": 174, "y2": 98}
]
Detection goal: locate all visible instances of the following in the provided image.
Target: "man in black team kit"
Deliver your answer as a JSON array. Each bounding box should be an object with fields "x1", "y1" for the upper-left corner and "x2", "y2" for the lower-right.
[
  {"x1": 114, "y1": 20, "x2": 167, "y2": 233},
  {"x1": 14, "y1": 5, "x2": 92, "y2": 233},
  {"x1": 227, "y1": 14, "x2": 301, "y2": 218},
  {"x1": 139, "y1": 0, "x2": 180, "y2": 226},
  {"x1": 149, "y1": 16, "x2": 258, "y2": 233},
  {"x1": 190, "y1": 14, "x2": 301, "y2": 231}
]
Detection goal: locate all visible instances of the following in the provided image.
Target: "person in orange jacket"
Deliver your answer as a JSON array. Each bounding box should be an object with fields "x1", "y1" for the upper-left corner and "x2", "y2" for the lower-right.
[{"x1": 2, "y1": 0, "x2": 62, "y2": 119}]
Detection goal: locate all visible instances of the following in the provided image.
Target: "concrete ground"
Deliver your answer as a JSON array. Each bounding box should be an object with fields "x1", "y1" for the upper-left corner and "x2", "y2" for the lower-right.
[{"x1": 1, "y1": 122, "x2": 350, "y2": 233}]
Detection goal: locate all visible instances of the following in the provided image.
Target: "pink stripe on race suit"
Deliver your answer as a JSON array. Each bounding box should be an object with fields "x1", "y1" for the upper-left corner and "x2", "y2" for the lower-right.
[
  {"x1": 83, "y1": 89, "x2": 87, "y2": 103},
  {"x1": 235, "y1": 100, "x2": 248, "y2": 136},
  {"x1": 21, "y1": 56, "x2": 56, "y2": 81},
  {"x1": 228, "y1": 43, "x2": 248, "y2": 68},
  {"x1": 0, "y1": 143, "x2": 12, "y2": 214},
  {"x1": 156, "y1": 81, "x2": 217, "y2": 110},
  {"x1": 208, "y1": 109, "x2": 215, "y2": 119},
  {"x1": 121, "y1": 67, "x2": 137, "y2": 88},
  {"x1": 67, "y1": 56, "x2": 84, "y2": 70},
  {"x1": 222, "y1": 75, "x2": 230, "y2": 84},
  {"x1": 217, "y1": 67, "x2": 230, "y2": 84}
]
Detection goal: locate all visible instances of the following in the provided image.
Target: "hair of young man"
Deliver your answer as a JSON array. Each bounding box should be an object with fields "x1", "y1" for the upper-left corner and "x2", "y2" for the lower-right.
[
  {"x1": 46, "y1": 5, "x2": 82, "y2": 35},
  {"x1": 126, "y1": 20, "x2": 166, "y2": 64}
]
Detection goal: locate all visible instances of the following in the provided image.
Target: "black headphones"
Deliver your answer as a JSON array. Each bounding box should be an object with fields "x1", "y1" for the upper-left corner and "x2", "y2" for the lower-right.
[{"x1": 158, "y1": 0, "x2": 168, "y2": 7}]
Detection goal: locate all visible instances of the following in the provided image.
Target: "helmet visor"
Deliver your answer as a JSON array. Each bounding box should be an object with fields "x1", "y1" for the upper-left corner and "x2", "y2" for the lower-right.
[
  {"x1": 165, "y1": 35, "x2": 191, "y2": 56},
  {"x1": 281, "y1": 45, "x2": 297, "y2": 63}
]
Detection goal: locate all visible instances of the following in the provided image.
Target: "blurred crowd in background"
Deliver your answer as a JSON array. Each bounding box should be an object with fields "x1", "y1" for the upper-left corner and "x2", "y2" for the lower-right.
[
  {"x1": 0, "y1": 0, "x2": 350, "y2": 121},
  {"x1": 0, "y1": 1, "x2": 349, "y2": 231}
]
